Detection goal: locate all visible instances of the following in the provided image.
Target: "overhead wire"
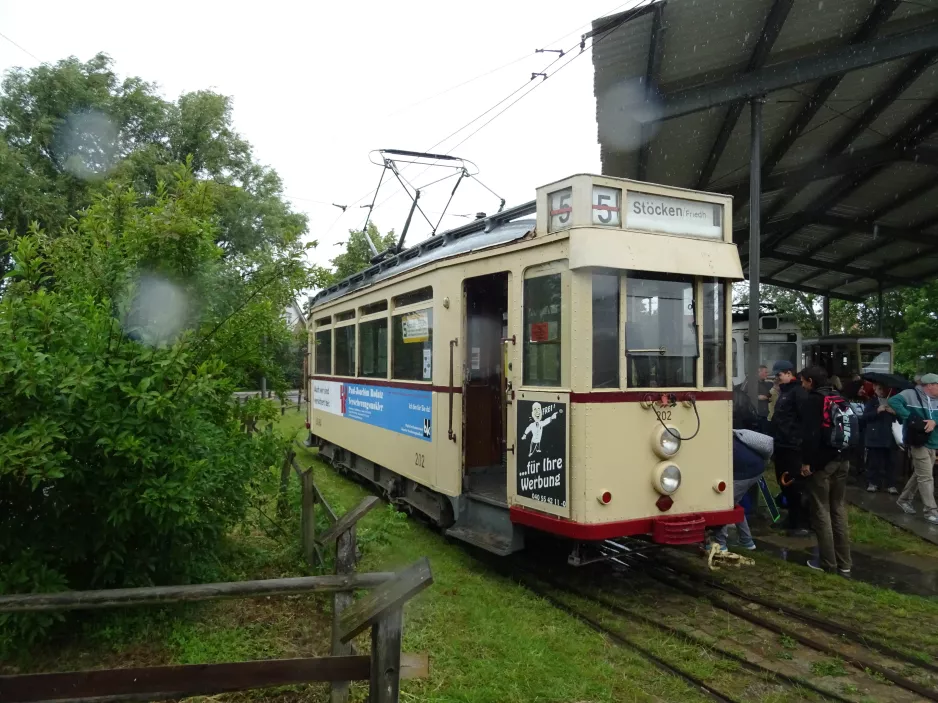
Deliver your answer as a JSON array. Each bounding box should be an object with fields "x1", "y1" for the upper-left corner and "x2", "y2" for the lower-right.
[
  {"x1": 366, "y1": 0, "x2": 654, "y2": 224},
  {"x1": 0, "y1": 31, "x2": 41, "y2": 62},
  {"x1": 339, "y1": 0, "x2": 649, "y2": 221},
  {"x1": 384, "y1": 0, "x2": 643, "y2": 119}
]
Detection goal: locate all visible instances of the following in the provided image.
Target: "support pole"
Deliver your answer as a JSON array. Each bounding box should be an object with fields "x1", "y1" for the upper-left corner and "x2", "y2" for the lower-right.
[
  {"x1": 877, "y1": 284, "x2": 885, "y2": 336},
  {"x1": 822, "y1": 296, "x2": 831, "y2": 336},
  {"x1": 747, "y1": 98, "x2": 763, "y2": 406}
]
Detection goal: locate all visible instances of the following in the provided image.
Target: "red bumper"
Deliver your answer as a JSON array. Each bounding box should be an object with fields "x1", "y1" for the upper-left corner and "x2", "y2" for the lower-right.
[{"x1": 509, "y1": 505, "x2": 744, "y2": 545}]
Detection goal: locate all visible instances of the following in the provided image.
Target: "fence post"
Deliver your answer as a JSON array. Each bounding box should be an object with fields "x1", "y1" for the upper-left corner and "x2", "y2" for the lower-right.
[
  {"x1": 331, "y1": 525, "x2": 356, "y2": 703},
  {"x1": 301, "y1": 470, "x2": 316, "y2": 567},
  {"x1": 338, "y1": 557, "x2": 433, "y2": 703},
  {"x1": 371, "y1": 607, "x2": 403, "y2": 703},
  {"x1": 320, "y1": 496, "x2": 380, "y2": 703}
]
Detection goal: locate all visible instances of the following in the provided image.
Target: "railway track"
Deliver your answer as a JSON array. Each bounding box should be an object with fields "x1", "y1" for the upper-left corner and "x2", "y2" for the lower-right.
[{"x1": 484, "y1": 540, "x2": 938, "y2": 703}]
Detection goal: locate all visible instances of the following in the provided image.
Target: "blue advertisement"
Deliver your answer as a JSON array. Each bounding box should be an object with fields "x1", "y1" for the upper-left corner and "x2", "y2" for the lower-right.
[{"x1": 343, "y1": 383, "x2": 432, "y2": 442}]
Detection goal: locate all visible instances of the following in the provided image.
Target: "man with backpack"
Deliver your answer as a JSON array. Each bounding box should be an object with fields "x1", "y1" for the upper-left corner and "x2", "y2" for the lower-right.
[
  {"x1": 888, "y1": 373, "x2": 938, "y2": 524},
  {"x1": 799, "y1": 366, "x2": 854, "y2": 575}
]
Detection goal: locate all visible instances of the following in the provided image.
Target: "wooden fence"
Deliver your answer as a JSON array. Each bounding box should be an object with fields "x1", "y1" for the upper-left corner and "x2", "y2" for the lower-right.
[{"x1": 0, "y1": 461, "x2": 430, "y2": 703}]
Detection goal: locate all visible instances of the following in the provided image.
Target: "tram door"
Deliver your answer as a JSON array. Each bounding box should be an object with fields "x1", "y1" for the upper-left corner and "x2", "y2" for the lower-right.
[{"x1": 462, "y1": 272, "x2": 510, "y2": 504}]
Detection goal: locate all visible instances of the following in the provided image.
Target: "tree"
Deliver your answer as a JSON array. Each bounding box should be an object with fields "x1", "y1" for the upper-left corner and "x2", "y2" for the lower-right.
[
  {"x1": 1, "y1": 170, "x2": 295, "y2": 653},
  {"x1": 0, "y1": 53, "x2": 313, "y2": 278},
  {"x1": 326, "y1": 223, "x2": 396, "y2": 283}
]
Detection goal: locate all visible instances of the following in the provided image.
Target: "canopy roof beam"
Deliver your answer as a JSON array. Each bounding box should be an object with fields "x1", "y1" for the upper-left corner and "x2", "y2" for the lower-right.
[
  {"x1": 760, "y1": 50, "x2": 937, "y2": 224},
  {"x1": 696, "y1": 0, "x2": 794, "y2": 189},
  {"x1": 761, "y1": 276, "x2": 864, "y2": 303},
  {"x1": 721, "y1": 145, "x2": 938, "y2": 201},
  {"x1": 638, "y1": 1, "x2": 666, "y2": 181},
  {"x1": 752, "y1": 98, "x2": 938, "y2": 257},
  {"x1": 655, "y1": 15, "x2": 938, "y2": 121}
]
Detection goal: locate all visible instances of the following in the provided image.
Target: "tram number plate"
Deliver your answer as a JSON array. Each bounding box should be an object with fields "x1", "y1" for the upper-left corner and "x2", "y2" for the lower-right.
[
  {"x1": 516, "y1": 399, "x2": 567, "y2": 508},
  {"x1": 415, "y1": 453, "x2": 425, "y2": 468},
  {"x1": 659, "y1": 410, "x2": 671, "y2": 421}
]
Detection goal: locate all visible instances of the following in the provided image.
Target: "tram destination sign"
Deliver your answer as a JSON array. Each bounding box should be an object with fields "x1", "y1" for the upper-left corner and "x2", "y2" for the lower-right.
[
  {"x1": 625, "y1": 192, "x2": 723, "y2": 240},
  {"x1": 516, "y1": 399, "x2": 567, "y2": 508}
]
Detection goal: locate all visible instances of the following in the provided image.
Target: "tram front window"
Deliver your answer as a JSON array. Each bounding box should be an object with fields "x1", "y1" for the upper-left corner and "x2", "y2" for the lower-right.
[
  {"x1": 625, "y1": 275, "x2": 697, "y2": 388},
  {"x1": 861, "y1": 345, "x2": 892, "y2": 373},
  {"x1": 701, "y1": 279, "x2": 726, "y2": 387}
]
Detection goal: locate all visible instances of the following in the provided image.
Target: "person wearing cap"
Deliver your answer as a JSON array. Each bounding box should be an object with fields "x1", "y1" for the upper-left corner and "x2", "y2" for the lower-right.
[
  {"x1": 889, "y1": 373, "x2": 938, "y2": 524},
  {"x1": 769, "y1": 360, "x2": 811, "y2": 536}
]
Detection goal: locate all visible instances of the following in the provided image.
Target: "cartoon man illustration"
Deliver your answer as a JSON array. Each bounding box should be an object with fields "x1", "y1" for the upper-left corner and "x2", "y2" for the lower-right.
[{"x1": 521, "y1": 402, "x2": 561, "y2": 457}]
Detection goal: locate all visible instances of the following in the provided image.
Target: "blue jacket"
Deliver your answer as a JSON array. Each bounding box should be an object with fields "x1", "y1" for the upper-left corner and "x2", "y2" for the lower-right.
[
  {"x1": 733, "y1": 436, "x2": 766, "y2": 481},
  {"x1": 862, "y1": 398, "x2": 896, "y2": 449}
]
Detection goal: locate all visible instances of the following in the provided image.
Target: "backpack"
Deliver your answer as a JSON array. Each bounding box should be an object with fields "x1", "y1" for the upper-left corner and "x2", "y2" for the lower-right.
[
  {"x1": 903, "y1": 389, "x2": 930, "y2": 449},
  {"x1": 819, "y1": 391, "x2": 859, "y2": 450}
]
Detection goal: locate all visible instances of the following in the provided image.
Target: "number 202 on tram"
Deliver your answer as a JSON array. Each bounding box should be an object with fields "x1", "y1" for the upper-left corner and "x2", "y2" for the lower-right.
[{"x1": 307, "y1": 173, "x2": 744, "y2": 556}]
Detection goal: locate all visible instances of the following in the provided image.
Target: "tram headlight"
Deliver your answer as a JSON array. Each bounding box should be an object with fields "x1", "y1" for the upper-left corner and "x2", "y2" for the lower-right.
[
  {"x1": 652, "y1": 425, "x2": 682, "y2": 458},
  {"x1": 652, "y1": 462, "x2": 682, "y2": 495}
]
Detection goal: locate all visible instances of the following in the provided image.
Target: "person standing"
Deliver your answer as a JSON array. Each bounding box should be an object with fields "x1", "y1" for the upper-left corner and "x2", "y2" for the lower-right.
[
  {"x1": 770, "y1": 360, "x2": 810, "y2": 537},
  {"x1": 714, "y1": 429, "x2": 773, "y2": 552},
  {"x1": 799, "y1": 366, "x2": 852, "y2": 576},
  {"x1": 757, "y1": 365, "x2": 773, "y2": 420},
  {"x1": 862, "y1": 383, "x2": 898, "y2": 494},
  {"x1": 889, "y1": 374, "x2": 938, "y2": 524}
]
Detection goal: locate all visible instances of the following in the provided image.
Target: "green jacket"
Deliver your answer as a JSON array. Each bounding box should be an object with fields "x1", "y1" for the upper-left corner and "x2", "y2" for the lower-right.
[{"x1": 888, "y1": 388, "x2": 938, "y2": 450}]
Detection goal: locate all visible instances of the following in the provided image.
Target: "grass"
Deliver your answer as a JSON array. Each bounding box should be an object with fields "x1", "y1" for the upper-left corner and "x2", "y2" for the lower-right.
[
  {"x1": 281, "y1": 411, "x2": 714, "y2": 702},
  {"x1": 762, "y1": 467, "x2": 938, "y2": 558},
  {"x1": 11, "y1": 405, "x2": 938, "y2": 702}
]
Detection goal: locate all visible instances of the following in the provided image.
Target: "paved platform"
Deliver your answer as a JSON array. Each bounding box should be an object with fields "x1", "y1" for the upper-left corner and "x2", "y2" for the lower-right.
[{"x1": 846, "y1": 485, "x2": 938, "y2": 546}]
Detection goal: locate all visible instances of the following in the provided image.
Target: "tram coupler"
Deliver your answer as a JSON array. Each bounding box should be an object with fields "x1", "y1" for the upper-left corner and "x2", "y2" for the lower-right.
[{"x1": 568, "y1": 541, "x2": 615, "y2": 567}]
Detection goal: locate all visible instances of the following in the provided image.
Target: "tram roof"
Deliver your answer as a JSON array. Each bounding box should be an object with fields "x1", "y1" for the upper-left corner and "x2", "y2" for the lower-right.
[
  {"x1": 591, "y1": 0, "x2": 938, "y2": 303},
  {"x1": 310, "y1": 202, "x2": 536, "y2": 307}
]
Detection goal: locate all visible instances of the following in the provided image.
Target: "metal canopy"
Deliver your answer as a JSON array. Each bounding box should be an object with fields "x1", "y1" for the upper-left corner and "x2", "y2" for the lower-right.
[{"x1": 591, "y1": 0, "x2": 938, "y2": 301}]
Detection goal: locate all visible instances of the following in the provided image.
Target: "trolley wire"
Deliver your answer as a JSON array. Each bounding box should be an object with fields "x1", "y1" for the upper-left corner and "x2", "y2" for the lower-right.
[
  {"x1": 340, "y1": 0, "x2": 653, "y2": 228},
  {"x1": 0, "y1": 30, "x2": 41, "y2": 62},
  {"x1": 385, "y1": 0, "x2": 642, "y2": 118},
  {"x1": 365, "y1": 0, "x2": 655, "y2": 223}
]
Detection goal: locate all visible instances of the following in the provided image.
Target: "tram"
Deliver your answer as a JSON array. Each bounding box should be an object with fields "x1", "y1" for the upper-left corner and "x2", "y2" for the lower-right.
[
  {"x1": 802, "y1": 335, "x2": 894, "y2": 382},
  {"x1": 307, "y1": 173, "x2": 744, "y2": 556},
  {"x1": 730, "y1": 307, "x2": 802, "y2": 388}
]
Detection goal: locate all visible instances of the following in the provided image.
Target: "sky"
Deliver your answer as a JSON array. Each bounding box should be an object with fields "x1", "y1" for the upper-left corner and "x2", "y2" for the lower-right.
[{"x1": 0, "y1": 0, "x2": 645, "y2": 283}]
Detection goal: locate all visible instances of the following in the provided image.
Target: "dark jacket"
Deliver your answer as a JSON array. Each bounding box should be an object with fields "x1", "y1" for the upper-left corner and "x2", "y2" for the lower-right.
[
  {"x1": 801, "y1": 385, "x2": 842, "y2": 471},
  {"x1": 771, "y1": 380, "x2": 807, "y2": 453},
  {"x1": 733, "y1": 436, "x2": 766, "y2": 481},
  {"x1": 862, "y1": 397, "x2": 897, "y2": 449},
  {"x1": 757, "y1": 379, "x2": 773, "y2": 417}
]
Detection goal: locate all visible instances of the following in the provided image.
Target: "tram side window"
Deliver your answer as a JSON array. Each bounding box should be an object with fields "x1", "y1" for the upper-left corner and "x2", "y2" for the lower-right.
[
  {"x1": 334, "y1": 326, "x2": 355, "y2": 376},
  {"x1": 359, "y1": 319, "x2": 388, "y2": 378},
  {"x1": 315, "y1": 330, "x2": 332, "y2": 374},
  {"x1": 625, "y1": 275, "x2": 696, "y2": 388},
  {"x1": 393, "y1": 308, "x2": 433, "y2": 381},
  {"x1": 592, "y1": 273, "x2": 619, "y2": 388},
  {"x1": 701, "y1": 279, "x2": 726, "y2": 387},
  {"x1": 523, "y1": 274, "x2": 562, "y2": 386}
]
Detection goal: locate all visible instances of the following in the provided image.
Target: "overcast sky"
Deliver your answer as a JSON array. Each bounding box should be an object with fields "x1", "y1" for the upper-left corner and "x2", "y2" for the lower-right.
[{"x1": 0, "y1": 0, "x2": 644, "y2": 279}]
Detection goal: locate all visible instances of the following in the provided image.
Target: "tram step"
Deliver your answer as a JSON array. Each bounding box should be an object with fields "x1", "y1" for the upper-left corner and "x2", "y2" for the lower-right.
[{"x1": 445, "y1": 525, "x2": 516, "y2": 556}]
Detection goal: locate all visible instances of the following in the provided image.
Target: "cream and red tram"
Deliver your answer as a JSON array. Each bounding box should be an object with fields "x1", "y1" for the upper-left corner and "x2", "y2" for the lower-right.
[{"x1": 307, "y1": 174, "x2": 744, "y2": 555}]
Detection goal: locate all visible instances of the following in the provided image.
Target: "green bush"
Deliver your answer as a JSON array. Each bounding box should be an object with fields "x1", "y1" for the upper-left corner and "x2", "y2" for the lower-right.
[{"x1": 0, "y1": 171, "x2": 294, "y2": 650}]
